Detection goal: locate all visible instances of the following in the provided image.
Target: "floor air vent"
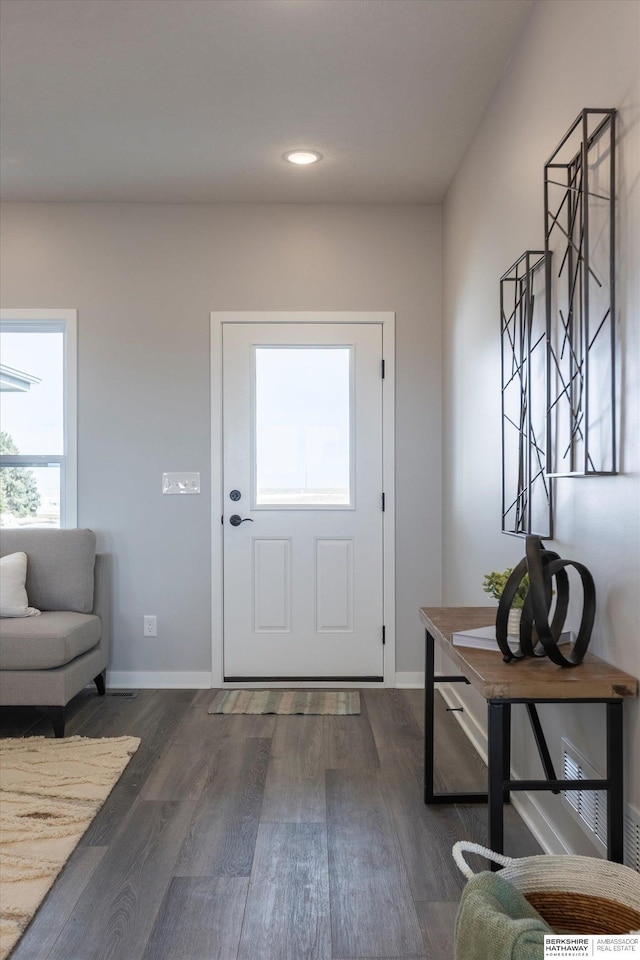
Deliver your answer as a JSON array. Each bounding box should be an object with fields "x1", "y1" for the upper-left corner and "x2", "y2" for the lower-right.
[
  {"x1": 106, "y1": 690, "x2": 138, "y2": 699},
  {"x1": 562, "y1": 737, "x2": 640, "y2": 872},
  {"x1": 561, "y1": 737, "x2": 607, "y2": 852},
  {"x1": 624, "y1": 810, "x2": 640, "y2": 874}
]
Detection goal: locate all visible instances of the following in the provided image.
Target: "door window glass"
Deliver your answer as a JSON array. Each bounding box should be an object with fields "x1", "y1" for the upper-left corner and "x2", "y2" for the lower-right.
[{"x1": 254, "y1": 347, "x2": 352, "y2": 506}]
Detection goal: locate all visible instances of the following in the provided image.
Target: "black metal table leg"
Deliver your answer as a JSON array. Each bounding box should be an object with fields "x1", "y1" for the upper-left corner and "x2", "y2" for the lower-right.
[
  {"x1": 423, "y1": 629, "x2": 487, "y2": 805},
  {"x1": 488, "y1": 701, "x2": 506, "y2": 867},
  {"x1": 424, "y1": 629, "x2": 436, "y2": 803},
  {"x1": 606, "y1": 700, "x2": 624, "y2": 863},
  {"x1": 502, "y1": 702, "x2": 511, "y2": 805}
]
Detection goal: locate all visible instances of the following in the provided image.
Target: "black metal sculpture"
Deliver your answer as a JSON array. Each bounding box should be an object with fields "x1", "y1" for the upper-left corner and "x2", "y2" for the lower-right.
[{"x1": 496, "y1": 536, "x2": 596, "y2": 667}]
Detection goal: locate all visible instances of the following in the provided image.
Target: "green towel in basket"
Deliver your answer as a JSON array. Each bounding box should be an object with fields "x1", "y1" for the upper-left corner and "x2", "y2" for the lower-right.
[{"x1": 455, "y1": 871, "x2": 552, "y2": 960}]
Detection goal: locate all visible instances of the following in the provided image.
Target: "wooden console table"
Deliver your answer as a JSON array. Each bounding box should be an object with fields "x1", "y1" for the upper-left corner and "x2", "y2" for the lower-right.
[{"x1": 420, "y1": 606, "x2": 638, "y2": 863}]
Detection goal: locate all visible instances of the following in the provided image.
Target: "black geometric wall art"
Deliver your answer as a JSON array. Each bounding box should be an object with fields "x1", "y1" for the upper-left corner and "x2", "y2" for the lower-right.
[
  {"x1": 544, "y1": 109, "x2": 617, "y2": 477},
  {"x1": 500, "y1": 250, "x2": 552, "y2": 538}
]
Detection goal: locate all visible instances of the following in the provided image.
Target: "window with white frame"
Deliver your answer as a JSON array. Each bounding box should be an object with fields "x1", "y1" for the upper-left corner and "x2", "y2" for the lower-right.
[{"x1": 0, "y1": 310, "x2": 77, "y2": 528}]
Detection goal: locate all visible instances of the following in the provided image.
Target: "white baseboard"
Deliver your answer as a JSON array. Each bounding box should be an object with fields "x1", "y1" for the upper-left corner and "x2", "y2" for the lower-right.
[
  {"x1": 438, "y1": 681, "x2": 571, "y2": 856},
  {"x1": 395, "y1": 671, "x2": 424, "y2": 688},
  {"x1": 107, "y1": 671, "x2": 213, "y2": 689}
]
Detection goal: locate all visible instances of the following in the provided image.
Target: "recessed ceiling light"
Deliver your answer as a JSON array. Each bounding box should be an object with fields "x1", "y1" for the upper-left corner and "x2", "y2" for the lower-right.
[{"x1": 283, "y1": 150, "x2": 322, "y2": 165}]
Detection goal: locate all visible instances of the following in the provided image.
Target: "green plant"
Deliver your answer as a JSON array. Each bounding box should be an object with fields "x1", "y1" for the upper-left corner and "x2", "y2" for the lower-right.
[{"x1": 482, "y1": 568, "x2": 529, "y2": 609}]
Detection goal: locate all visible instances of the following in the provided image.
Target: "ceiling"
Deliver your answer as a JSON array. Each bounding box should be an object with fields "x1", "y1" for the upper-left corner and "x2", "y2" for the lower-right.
[{"x1": 0, "y1": 0, "x2": 535, "y2": 203}]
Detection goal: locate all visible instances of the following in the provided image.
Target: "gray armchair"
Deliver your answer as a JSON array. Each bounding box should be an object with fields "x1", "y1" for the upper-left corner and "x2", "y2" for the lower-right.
[{"x1": 0, "y1": 528, "x2": 109, "y2": 736}]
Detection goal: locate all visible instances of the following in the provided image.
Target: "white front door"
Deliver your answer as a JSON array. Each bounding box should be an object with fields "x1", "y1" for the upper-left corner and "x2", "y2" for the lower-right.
[{"x1": 222, "y1": 321, "x2": 385, "y2": 680}]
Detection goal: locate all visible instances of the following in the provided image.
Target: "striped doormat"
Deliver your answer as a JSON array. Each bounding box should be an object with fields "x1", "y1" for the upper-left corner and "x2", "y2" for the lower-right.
[{"x1": 208, "y1": 690, "x2": 360, "y2": 715}]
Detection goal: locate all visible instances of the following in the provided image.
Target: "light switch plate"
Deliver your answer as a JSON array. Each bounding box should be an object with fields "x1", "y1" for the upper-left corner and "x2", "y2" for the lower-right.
[{"x1": 162, "y1": 472, "x2": 200, "y2": 495}]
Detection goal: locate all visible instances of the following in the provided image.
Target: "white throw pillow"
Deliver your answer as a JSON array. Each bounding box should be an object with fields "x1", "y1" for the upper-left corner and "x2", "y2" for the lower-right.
[{"x1": 0, "y1": 552, "x2": 41, "y2": 618}]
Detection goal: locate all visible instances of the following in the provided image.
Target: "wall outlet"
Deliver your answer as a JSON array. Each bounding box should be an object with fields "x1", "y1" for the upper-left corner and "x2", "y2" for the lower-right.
[
  {"x1": 162, "y1": 472, "x2": 200, "y2": 495},
  {"x1": 143, "y1": 615, "x2": 157, "y2": 637}
]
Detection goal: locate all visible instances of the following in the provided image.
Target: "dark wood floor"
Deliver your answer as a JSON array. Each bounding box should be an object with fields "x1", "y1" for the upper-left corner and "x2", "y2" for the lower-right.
[{"x1": 1, "y1": 688, "x2": 542, "y2": 960}]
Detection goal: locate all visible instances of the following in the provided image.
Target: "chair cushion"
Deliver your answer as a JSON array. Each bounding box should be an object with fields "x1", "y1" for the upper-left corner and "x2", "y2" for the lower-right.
[
  {"x1": 0, "y1": 611, "x2": 101, "y2": 669},
  {"x1": 0, "y1": 529, "x2": 96, "y2": 613}
]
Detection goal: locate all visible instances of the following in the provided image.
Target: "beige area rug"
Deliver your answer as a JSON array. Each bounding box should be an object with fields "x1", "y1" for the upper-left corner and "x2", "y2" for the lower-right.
[
  {"x1": 208, "y1": 689, "x2": 361, "y2": 715},
  {"x1": 0, "y1": 735, "x2": 140, "y2": 960}
]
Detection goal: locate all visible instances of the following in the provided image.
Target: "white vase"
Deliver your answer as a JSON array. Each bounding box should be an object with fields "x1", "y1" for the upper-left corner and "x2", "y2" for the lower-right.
[{"x1": 507, "y1": 607, "x2": 522, "y2": 638}]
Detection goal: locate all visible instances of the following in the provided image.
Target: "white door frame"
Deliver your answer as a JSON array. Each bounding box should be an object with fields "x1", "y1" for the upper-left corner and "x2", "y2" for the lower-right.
[{"x1": 210, "y1": 311, "x2": 395, "y2": 688}]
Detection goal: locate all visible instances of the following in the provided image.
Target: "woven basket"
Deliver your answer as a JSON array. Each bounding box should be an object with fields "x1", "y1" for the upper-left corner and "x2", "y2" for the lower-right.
[{"x1": 453, "y1": 841, "x2": 640, "y2": 935}]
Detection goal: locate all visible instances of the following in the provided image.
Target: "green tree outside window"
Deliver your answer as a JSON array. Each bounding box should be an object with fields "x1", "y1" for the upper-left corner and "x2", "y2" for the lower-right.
[{"x1": 0, "y1": 431, "x2": 41, "y2": 517}]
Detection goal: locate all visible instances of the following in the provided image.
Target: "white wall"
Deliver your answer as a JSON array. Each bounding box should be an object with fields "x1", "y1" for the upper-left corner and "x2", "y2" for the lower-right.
[
  {"x1": 442, "y1": 0, "x2": 640, "y2": 854},
  {"x1": 0, "y1": 202, "x2": 442, "y2": 681}
]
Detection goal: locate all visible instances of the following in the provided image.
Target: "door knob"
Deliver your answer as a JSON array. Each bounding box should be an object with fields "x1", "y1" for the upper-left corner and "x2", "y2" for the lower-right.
[{"x1": 229, "y1": 514, "x2": 254, "y2": 526}]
